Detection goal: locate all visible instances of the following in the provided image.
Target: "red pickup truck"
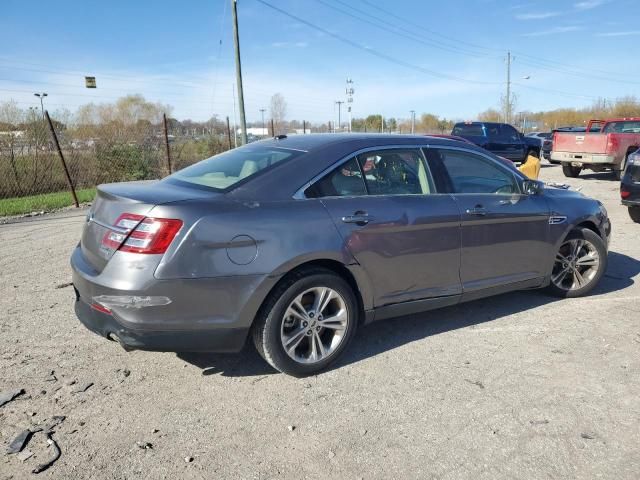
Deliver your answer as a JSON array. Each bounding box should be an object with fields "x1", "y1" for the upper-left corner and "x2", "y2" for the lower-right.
[{"x1": 551, "y1": 118, "x2": 640, "y2": 179}]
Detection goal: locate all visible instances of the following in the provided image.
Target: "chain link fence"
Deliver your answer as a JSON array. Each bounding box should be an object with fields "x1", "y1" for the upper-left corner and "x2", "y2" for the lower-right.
[{"x1": 0, "y1": 111, "x2": 231, "y2": 201}]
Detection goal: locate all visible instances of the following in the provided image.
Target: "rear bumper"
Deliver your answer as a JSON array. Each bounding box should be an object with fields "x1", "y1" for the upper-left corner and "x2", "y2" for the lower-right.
[
  {"x1": 551, "y1": 151, "x2": 616, "y2": 165},
  {"x1": 74, "y1": 294, "x2": 248, "y2": 352},
  {"x1": 71, "y1": 245, "x2": 278, "y2": 352}
]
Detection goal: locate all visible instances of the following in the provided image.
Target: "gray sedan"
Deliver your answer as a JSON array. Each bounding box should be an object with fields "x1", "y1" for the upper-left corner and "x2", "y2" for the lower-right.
[{"x1": 71, "y1": 134, "x2": 611, "y2": 376}]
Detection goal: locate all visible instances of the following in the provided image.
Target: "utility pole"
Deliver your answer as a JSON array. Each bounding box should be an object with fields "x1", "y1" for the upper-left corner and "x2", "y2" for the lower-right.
[
  {"x1": 231, "y1": 0, "x2": 247, "y2": 145},
  {"x1": 346, "y1": 78, "x2": 354, "y2": 133},
  {"x1": 259, "y1": 108, "x2": 266, "y2": 136},
  {"x1": 231, "y1": 83, "x2": 238, "y2": 147},
  {"x1": 335, "y1": 101, "x2": 344, "y2": 133},
  {"x1": 505, "y1": 50, "x2": 512, "y2": 125},
  {"x1": 410, "y1": 110, "x2": 415, "y2": 134}
]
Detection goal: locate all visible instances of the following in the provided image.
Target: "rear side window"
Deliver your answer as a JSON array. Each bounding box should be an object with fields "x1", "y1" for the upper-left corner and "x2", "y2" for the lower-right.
[
  {"x1": 167, "y1": 146, "x2": 300, "y2": 191},
  {"x1": 603, "y1": 121, "x2": 640, "y2": 133},
  {"x1": 356, "y1": 149, "x2": 433, "y2": 195},
  {"x1": 452, "y1": 124, "x2": 485, "y2": 136},
  {"x1": 305, "y1": 157, "x2": 366, "y2": 198},
  {"x1": 423, "y1": 148, "x2": 518, "y2": 194}
]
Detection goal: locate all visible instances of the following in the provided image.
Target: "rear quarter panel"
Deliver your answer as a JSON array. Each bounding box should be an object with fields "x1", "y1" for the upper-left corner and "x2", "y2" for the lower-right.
[{"x1": 151, "y1": 199, "x2": 353, "y2": 280}]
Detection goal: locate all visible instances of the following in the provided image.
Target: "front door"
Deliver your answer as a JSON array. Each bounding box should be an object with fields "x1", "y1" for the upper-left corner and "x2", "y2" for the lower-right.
[
  {"x1": 486, "y1": 124, "x2": 526, "y2": 163},
  {"x1": 305, "y1": 148, "x2": 461, "y2": 307},
  {"x1": 423, "y1": 146, "x2": 551, "y2": 295}
]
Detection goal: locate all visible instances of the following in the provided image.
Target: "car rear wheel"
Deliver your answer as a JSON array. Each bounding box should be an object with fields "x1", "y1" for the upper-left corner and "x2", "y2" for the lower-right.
[
  {"x1": 629, "y1": 206, "x2": 640, "y2": 223},
  {"x1": 252, "y1": 267, "x2": 358, "y2": 376},
  {"x1": 547, "y1": 228, "x2": 607, "y2": 298},
  {"x1": 562, "y1": 163, "x2": 582, "y2": 178}
]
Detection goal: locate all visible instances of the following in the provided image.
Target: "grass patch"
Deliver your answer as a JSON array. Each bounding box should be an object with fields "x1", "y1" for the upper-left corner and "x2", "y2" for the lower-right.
[{"x1": 0, "y1": 188, "x2": 96, "y2": 217}]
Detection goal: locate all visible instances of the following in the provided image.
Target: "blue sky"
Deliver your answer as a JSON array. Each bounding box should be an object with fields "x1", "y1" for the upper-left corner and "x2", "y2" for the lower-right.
[{"x1": 1, "y1": 0, "x2": 638, "y2": 123}]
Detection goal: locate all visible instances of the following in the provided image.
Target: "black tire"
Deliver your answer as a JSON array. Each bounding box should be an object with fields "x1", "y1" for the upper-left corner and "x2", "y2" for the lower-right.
[
  {"x1": 526, "y1": 148, "x2": 539, "y2": 159},
  {"x1": 629, "y1": 206, "x2": 640, "y2": 223},
  {"x1": 252, "y1": 267, "x2": 359, "y2": 377},
  {"x1": 546, "y1": 228, "x2": 607, "y2": 298},
  {"x1": 562, "y1": 163, "x2": 582, "y2": 178}
]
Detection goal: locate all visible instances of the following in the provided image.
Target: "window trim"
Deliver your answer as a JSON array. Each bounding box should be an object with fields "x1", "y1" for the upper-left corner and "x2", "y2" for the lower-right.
[
  {"x1": 423, "y1": 144, "x2": 525, "y2": 195},
  {"x1": 295, "y1": 144, "x2": 439, "y2": 199}
]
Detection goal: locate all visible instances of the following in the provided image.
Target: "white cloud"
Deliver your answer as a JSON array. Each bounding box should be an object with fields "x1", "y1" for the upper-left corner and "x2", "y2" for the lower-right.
[
  {"x1": 574, "y1": 0, "x2": 608, "y2": 10},
  {"x1": 596, "y1": 30, "x2": 640, "y2": 37},
  {"x1": 516, "y1": 11, "x2": 561, "y2": 20},
  {"x1": 522, "y1": 26, "x2": 584, "y2": 37}
]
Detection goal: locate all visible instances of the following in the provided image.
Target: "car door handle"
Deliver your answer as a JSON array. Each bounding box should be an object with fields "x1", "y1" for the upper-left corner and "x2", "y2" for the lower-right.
[
  {"x1": 342, "y1": 211, "x2": 371, "y2": 225},
  {"x1": 465, "y1": 206, "x2": 488, "y2": 216}
]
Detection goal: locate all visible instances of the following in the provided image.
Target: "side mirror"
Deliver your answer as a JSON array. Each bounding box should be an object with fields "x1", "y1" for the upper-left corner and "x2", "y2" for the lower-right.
[{"x1": 522, "y1": 179, "x2": 544, "y2": 195}]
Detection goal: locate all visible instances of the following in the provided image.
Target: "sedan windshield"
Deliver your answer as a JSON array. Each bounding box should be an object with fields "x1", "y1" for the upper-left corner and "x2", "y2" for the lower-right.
[{"x1": 166, "y1": 145, "x2": 302, "y2": 191}]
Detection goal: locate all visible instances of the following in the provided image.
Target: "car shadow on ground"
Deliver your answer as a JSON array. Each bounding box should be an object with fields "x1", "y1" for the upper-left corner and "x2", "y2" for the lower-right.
[
  {"x1": 576, "y1": 171, "x2": 618, "y2": 181},
  {"x1": 178, "y1": 250, "x2": 640, "y2": 378}
]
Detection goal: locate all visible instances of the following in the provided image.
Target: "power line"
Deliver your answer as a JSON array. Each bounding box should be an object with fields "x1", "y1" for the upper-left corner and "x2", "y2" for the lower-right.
[
  {"x1": 356, "y1": 0, "x2": 637, "y2": 85},
  {"x1": 255, "y1": 0, "x2": 500, "y2": 86},
  {"x1": 313, "y1": 0, "x2": 494, "y2": 59}
]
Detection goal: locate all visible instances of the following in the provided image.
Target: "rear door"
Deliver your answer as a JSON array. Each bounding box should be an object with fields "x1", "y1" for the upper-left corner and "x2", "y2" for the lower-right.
[
  {"x1": 423, "y1": 146, "x2": 551, "y2": 296},
  {"x1": 305, "y1": 147, "x2": 461, "y2": 306}
]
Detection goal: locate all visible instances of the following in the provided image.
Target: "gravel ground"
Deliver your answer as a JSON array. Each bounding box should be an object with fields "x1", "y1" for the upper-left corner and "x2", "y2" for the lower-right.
[{"x1": 1, "y1": 163, "x2": 639, "y2": 479}]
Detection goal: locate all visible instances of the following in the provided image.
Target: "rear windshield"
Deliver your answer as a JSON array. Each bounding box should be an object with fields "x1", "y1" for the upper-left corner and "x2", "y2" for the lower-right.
[
  {"x1": 166, "y1": 145, "x2": 301, "y2": 191},
  {"x1": 602, "y1": 121, "x2": 640, "y2": 134},
  {"x1": 452, "y1": 124, "x2": 485, "y2": 136}
]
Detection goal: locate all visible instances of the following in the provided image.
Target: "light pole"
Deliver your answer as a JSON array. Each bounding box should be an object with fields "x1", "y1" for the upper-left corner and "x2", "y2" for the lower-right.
[
  {"x1": 34, "y1": 93, "x2": 47, "y2": 118},
  {"x1": 410, "y1": 110, "x2": 416, "y2": 134},
  {"x1": 259, "y1": 108, "x2": 266, "y2": 136}
]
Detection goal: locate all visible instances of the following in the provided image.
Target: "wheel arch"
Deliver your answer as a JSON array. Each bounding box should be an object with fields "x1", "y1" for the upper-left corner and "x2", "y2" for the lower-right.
[{"x1": 251, "y1": 257, "x2": 373, "y2": 330}]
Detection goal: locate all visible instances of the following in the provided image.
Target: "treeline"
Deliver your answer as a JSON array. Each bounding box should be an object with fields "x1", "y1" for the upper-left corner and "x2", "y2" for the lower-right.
[{"x1": 478, "y1": 96, "x2": 640, "y2": 130}]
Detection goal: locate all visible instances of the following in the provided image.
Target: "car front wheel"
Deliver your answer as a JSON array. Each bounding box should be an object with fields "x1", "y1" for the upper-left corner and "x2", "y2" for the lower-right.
[
  {"x1": 547, "y1": 228, "x2": 607, "y2": 298},
  {"x1": 252, "y1": 267, "x2": 358, "y2": 376}
]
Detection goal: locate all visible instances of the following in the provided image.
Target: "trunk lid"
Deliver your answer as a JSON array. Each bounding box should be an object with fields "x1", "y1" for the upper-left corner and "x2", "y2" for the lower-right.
[
  {"x1": 553, "y1": 132, "x2": 609, "y2": 154},
  {"x1": 81, "y1": 180, "x2": 217, "y2": 272}
]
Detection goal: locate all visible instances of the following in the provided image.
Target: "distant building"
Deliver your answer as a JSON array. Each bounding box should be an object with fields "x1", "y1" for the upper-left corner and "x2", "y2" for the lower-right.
[{"x1": 237, "y1": 127, "x2": 268, "y2": 136}]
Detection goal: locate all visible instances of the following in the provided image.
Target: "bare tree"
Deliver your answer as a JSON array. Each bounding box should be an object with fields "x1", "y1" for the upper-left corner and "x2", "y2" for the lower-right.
[{"x1": 270, "y1": 93, "x2": 287, "y2": 135}]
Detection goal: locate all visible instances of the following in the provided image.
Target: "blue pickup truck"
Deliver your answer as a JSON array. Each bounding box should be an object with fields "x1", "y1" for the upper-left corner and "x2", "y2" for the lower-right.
[{"x1": 451, "y1": 122, "x2": 538, "y2": 163}]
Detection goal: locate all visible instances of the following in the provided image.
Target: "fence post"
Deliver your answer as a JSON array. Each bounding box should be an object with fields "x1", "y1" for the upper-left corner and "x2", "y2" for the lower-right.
[
  {"x1": 303, "y1": 120, "x2": 306, "y2": 134},
  {"x1": 226, "y1": 116, "x2": 232, "y2": 149},
  {"x1": 45, "y1": 110, "x2": 79, "y2": 208},
  {"x1": 163, "y1": 113, "x2": 172, "y2": 174}
]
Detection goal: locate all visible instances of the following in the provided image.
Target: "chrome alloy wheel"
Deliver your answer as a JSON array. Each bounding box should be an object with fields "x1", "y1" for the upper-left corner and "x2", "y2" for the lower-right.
[
  {"x1": 280, "y1": 287, "x2": 349, "y2": 364},
  {"x1": 552, "y1": 238, "x2": 600, "y2": 291}
]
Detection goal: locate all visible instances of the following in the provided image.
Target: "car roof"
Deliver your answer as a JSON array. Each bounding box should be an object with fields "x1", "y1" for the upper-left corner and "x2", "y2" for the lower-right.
[
  {"x1": 253, "y1": 133, "x2": 465, "y2": 152},
  {"x1": 228, "y1": 133, "x2": 508, "y2": 201}
]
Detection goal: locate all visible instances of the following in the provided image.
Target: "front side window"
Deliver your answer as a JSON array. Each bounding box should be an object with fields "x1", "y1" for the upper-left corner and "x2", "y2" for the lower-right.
[
  {"x1": 305, "y1": 157, "x2": 366, "y2": 198},
  {"x1": 423, "y1": 148, "x2": 519, "y2": 195},
  {"x1": 167, "y1": 146, "x2": 300, "y2": 191},
  {"x1": 356, "y1": 149, "x2": 433, "y2": 195},
  {"x1": 499, "y1": 124, "x2": 521, "y2": 142}
]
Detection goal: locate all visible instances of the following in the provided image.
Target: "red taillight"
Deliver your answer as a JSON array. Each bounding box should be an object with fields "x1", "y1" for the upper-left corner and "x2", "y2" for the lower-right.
[
  {"x1": 90, "y1": 302, "x2": 112, "y2": 315},
  {"x1": 621, "y1": 189, "x2": 631, "y2": 199},
  {"x1": 101, "y1": 213, "x2": 183, "y2": 255}
]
